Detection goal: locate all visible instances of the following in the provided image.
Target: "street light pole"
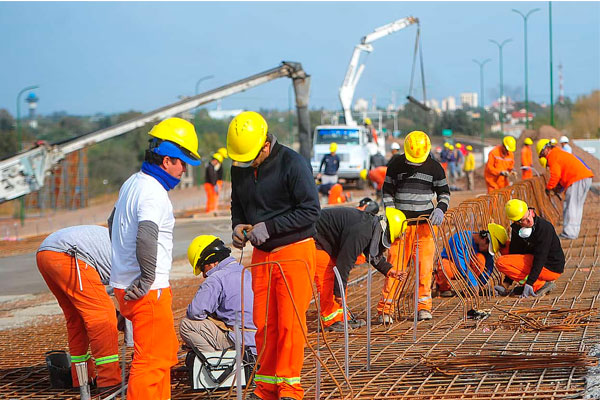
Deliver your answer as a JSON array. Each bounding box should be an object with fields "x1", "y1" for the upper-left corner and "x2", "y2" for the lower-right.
[
  {"x1": 549, "y1": 1, "x2": 554, "y2": 126},
  {"x1": 16, "y1": 85, "x2": 39, "y2": 227},
  {"x1": 513, "y1": 8, "x2": 540, "y2": 130},
  {"x1": 473, "y1": 58, "x2": 491, "y2": 145},
  {"x1": 489, "y1": 38, "x2": 512, "y2": 135}
]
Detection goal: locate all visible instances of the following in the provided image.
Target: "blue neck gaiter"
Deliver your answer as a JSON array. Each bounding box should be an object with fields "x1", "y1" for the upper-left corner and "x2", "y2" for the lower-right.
[{"x1": 141, "y1": 162, "x2": 180, "y2": 191}]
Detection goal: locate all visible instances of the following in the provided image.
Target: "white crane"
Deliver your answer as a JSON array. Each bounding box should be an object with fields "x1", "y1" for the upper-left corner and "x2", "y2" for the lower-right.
[{"x1": 339, "y1": 16, "x2": 419, "y2": 126}]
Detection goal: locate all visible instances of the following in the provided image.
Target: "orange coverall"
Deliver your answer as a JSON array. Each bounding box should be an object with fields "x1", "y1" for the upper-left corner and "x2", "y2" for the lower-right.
[
  {"x1": 377, "y1": 224, "x2": 434, "y2": 314},
  {"x1": 37, "y1": 251, "x2": 121, "y2": 388},
  {"x1": 251, "y1": 239, "x2": 316, "y2": 400},
  {"x1": 368, "y1": 166, "x2": 387, "y2": 190},
  {"x1": 328, "y1": 183, "x2": 347, "y2": 204},
  {"x1": 204, "y1": 182, "x2": 218, "y2": 213},
  {"x1": 545, "y1": 147, "x2": 594, "y2": 190},
  {"x1": 496, "y1": 254, "x2": 561, "y2": 292},
  {"x1": 314, "y1": 249, "x2": 347, "y2": 327},
  {"x1": 484, "y1": 145, "x2": 514, "y2": 193},
  {"x1": 521, "y1": 145, "x2": 533, "y2": 180}
]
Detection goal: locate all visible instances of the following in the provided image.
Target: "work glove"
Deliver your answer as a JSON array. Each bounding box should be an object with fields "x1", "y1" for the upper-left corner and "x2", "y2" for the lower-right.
[
  {"x1": 500, "y1": 170, "x2": 509, "y2": 177},
  {"x1": 248, "y1": 222, "x2": 270, "y2": 247},
  {"x1": 429, "y1": 208, "x2": 444, "y2": 226},
  {"x1": 232, "y1": 224, "x2": 252, "y2": 249},
  {"x1": 494, "y1": 285, "x2": 508, "y2": 296},
  {"x1": 124, "y1": 278, "x2": 151, "y2": 301},
  {"x1": 521, "y1": 284, "x2": 536, "y2": 298}
]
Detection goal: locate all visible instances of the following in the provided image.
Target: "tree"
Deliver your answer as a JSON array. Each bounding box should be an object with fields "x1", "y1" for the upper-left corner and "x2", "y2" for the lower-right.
[{"x1": 568, "y1": 91, "x2": 599, "y2": 139}]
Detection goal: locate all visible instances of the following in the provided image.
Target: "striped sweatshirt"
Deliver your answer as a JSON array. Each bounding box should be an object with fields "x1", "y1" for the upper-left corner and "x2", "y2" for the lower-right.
[{"x1": 383, "y1": 154, "x2": 450, "y2": 219}]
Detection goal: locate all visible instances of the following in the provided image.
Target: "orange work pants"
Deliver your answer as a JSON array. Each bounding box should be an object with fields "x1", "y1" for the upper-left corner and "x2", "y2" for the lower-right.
[
  {"x1": 114, "y1": 287, "x2": 179, "y2": 400},
  {"x1": 435, "y1": 253, "x2": 486, "y2": 292},
  {"x1": 496, "y1": 254, "x2": 561, "y2": 292},
  {"x1": 485, "y1": 174, "x2": 510, "y2": 193},
  {"x1": 36, "y1": 251, "x2": 121, "y2": 388},
  {"x1": 251, "y1": 239, "x2": 316, "y2": 400},
  {"x1": 377, "y1": 224, "x2": 435, "y2": 314},
  {"x1": 328, "y1": 183, "x2": 346, "y2": 204},
  {"x1": 314, "y1": 249, "x2": 348, "y2": 327},
  {"x1": 204, "y1": 182, "x2": 218, "y2": 213},
  {"x1": 522, "y1": 168, "x2": 533, "y2": 180}
]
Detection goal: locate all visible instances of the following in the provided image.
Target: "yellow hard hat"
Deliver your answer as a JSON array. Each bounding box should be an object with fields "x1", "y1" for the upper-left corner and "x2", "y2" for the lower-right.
[
  {"x1": 330, "y1": 142, "x2": 338, "y2": 153},
  {"x1": 217, "y1": 147, "x2": 228, "y2": 159},
  {"x1": 536, "y1": 139, "x2": 550, "y2": 156},
  {"x1": 466, "y1": 145, "x2": 473, "y2": 151},
  {"x1": 385, "y1": 208, "x2": 407, "y2": 243},
  {"x1": 448, "y1": 144, "x2": 454, "y2": 150},
  {"x1": 487, "y1": 223, "x2": 508, "y2": 255},
  {"x1": 444, "y1": 142, "x2": 450, "y2": 149},
  {"x1": 364, "y1": 117, "x2": 372, "y2": 125},
  {"x1": 505, "y1": 199, "x2": 529, "y2": 222},
  {"x1": 404, "y1": 130, "x2": 431, "y2": 163},
  {"x1": 524, "y1": 137, "x2": 533, "y2": 145},
  {"x1": 187, "y1": 235, "x2": 230, "y2": 276},
  {"x1": 456, "y1": 143, "x2": 462, "y2": 148},
  {"x1": 360, "y1": 169, "x2": 368, "y2": 181},
  {"x1": 502, "y1": 136, "x2": 516, "y2": 152},
  {"x1": 539, "y1": 156, "x2": 547, "y2": 168},
  {"x1": 148, "y1": 117, "x2": 201, "y2": 162},
  {"x1": 212, "y1": 153, "x2": 224, "y2": 163},
  {"x1": 227, "y1": 111, "x2": 268, "y2": 163}
]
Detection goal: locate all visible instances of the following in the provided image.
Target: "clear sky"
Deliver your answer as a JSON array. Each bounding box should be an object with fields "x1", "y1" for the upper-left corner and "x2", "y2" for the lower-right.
[{"x1": 1, "y1": 1, "x2": 598, "y2": 116}]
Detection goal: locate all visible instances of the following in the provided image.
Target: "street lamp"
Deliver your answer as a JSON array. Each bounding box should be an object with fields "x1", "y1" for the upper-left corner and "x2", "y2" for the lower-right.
[
  {"x1": 512, "y1": 7, "x2": 540, "y2": 129},
  {"x1": 489, "y1": 38, "x2": 512, "y2": 135},
  {"x1": 473, "y1": 58, "x2": 491, "y2": 145},
  {"x1": 16, "y1": 84, "x2": 39, "y2": 227},
  {"x1": 195, "y1": 75, "x2": 214, "y2": 96}
]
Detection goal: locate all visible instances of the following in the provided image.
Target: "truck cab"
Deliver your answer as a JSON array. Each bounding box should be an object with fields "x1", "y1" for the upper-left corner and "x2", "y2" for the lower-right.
[{"x1": 311, "y1": 125, "x2": 371, "y2": 186}]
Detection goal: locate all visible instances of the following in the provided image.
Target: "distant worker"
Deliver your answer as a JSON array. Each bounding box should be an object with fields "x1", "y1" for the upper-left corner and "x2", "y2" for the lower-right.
[
  {"x1": 537, "y1": 139, "x2": 594, "y2": 239},
  {"x1": 318, "y1": 142, "x2": 340, "y2": 186},
  {"x1": 216, "y1": 147, "x2": 228, "y2": 192},
  {"x1": 180, "y1": 235, "x2": 256, "y2": 355},
  {"x1": 37, "y1": 225, "x2": 121, "y2": 390},
  {"x1": 454, "y1": 143, "x2": 465, "y2": 177},
  {"x1": 360, "y1": 166, "x2": 387, "y2": 197},
  {"x1": 370, "y1": 151, "x2": 387, "y2": 169},
  {"x1": 357, "y1": 197, "x2": 380, "y2": 215},
  {"x1": 440, "y1": 142, "x2": 451, "y2": 173},
  {"x1": 228, "y1": 111, "x2": 320, "y2": 400},
  {"x1": 364, "y1": 117, "x2": 379, "y2": 145},
  {"x1": 521, "y1": 137, "x2": 534, "y2": 180},
  {"x1": 109, "y1": 117, "x2": 201, "y2": 399},
  {"x1": 496, "y1": 199, "x2": 565, "y2": 297},
  {"x1": 378, "y1": 130, "x2": 450, "y2": 322},
  {"x1": 447, "y1": 144, "x2": 457, "y2": 182},
  {"x1": 204, "y1": 152, "x2": 223, "y2": 214},
  {"x1": 484, "y1": 136, "x2": 516, "y2": 193},
  {"x1": 559, "y1": 136, "x2": 572, "y2": 153},
  {"x1": 463, "y1": 145, "x2": 475, "y2": 190},
  {"x1": 314, "y1": 207, "x2": 407, "y2": 331},
  {"x1": 387, "y1": 142, "x2": 401, "y2": 166},
  {"x1": 434, "y1": 225, "x2": 503, "y2": 297}
]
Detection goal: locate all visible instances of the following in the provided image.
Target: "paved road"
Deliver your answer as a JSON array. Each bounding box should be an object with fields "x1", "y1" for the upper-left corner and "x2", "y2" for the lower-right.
[{"x1": 0, "y1": 216, "x2": 234, "y2": 296}]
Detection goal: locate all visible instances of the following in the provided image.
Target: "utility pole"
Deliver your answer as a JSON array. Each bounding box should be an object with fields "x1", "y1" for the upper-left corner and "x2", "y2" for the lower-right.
[
  {"x1": 489, "y1": 39, "x2": 512, "y2": 136},
  {"x1": 193, "y1": 75, "x2": 214, "y2": 186},
  {"x1": 473, "y1": 59, "x2": 491, "y2": 145},
  {"x1": 512, "y1": 7, "x2": 540, "y2": 129},
  {"x1": 16, "y1": 85, "x2": 39, "y2": 227},
  {"x1": 549, "y1": 1, "x2": 555, "y2": 126}
]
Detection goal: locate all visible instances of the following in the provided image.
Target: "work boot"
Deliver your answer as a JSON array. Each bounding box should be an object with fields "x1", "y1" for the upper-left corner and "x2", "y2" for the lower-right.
[
  {"x1": 536, "y1": 281, "x2": 556, "y2": 296},
  {"x1": 374, "y1": 314, "x2": 394, "y2": 325},
  {"x1": 417, "y1": 310, "x2": 432, "y2": 321},
  {"x1": 326, "y1": 318, "x2": 366, "y2": 332},
  {"x1": 440, "y1": 290, "x2": 455, "y2": 298}
]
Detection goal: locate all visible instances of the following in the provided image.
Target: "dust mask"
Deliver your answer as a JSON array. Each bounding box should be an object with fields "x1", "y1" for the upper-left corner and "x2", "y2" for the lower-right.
[{"x1": 518, "y1": 227, "x2": 533, "y2": 238}]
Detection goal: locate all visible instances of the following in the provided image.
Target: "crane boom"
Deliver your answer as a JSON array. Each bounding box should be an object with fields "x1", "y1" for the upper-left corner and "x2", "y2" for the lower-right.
[
  {"x1": 339, "y1": 16, "x2": 418, "y2": 126},
  {"x1": 0, "y1": 61, "x2": 311, "y2": 203}
]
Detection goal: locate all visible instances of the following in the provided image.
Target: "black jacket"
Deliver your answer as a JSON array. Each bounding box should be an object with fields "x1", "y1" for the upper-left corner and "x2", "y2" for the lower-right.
[
  {"x1": 509, "y1": 215, "x2": 565, "y2": 286},
  {"x1": 315, "y1": 207, "x2": 393, "y2": 296},
  {"x1": 231, "y1": 142, "x2": 321, "y2": 252},
  {"x1": 205, "y1": 162, "x2": 218, "y2": 186}
]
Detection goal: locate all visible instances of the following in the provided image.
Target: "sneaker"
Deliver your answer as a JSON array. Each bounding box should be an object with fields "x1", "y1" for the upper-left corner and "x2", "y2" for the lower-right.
[
  {"x1": 417, "y1": 310, "x2": 432, "y2": 321},
  {"x1": 375, "y1": 314, "x2": 394, "y2": 325},
  {"x1": 440, "y1": 290, "x2": 455, "y2": 298},
  {"x1": 559, "y1": 233, "x2": 574, "y2": 240},
  {"x1": 536, "y1": 281, "x2": 556, "y2": 296}
]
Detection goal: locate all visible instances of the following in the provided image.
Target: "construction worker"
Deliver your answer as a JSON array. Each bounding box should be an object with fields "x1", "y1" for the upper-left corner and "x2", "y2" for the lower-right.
[
  {"x1": 521, "y1": 137, "x2": 534, "y2": 180},
  {"x1": 364, "y1": 117, "x2": 379, "y2": 145},
  {"x1": 434, "y1": 225, "x2": 503, "y2": 297},
  {"x1": 559, "y1": 135, "x2": 572, "y2": 153},
  {"x1": 378, "y1": 130, "x2": 450, "y2": 322},
  {"x1": 179, "y1": 235, "x2": 256, "y2": 354},
  {"x1": 496, "y1": 199, "x2": 565, "y2": 297},
  {"x1": 454, "y1": 143, "x2": 465, "y2": 178},
  {"x1": 357, "y1": 197, "x2": 380, "y2": 215},
  {"x1": 484, "y1": 136, "x2": 516, "y2": 193},
  {"x1": 228, "y1": 111, "x2": 320, "y2": 400},
  {"x1": 537, "y1": 139, "x2": 594, "y2": 239},
  {"x1": 37, "y1": 225, "x2": 121, "y2": 390},
  {"x1": 387, "y1": 142, "x2": 401, "y2": 166},
  {"x1": 204, "y1": 152, "x2": 223, "y2": 214},
  {"x1": 327, "y1": 182, "x2": 351, "y2": 205},
  {"x1": 440, "y1": 143, "x2": 451, "y2": 172},
  {"x1": 314, "y1": 207, "x2": 407, "y2": 331},
  {"x1": 360, "y1": 166, "x2": 387, "y2": 195},
  {"x1": 109, "y1": 117, "x2": 201, "y2": 399},
  {"x1": 463, "y1": 145, "x2": 475, "y2": 190},
  {"x1": 317, "y1": 142, "x2": 340, "y2": 186},
  {"x1": 216, "y1": 147, "x2": 228, "y2": 192},
  {"x1": 370, "y1": 151, "x2": 387, "y2": 169},
  {"x1": 447, "y1": 144, "x2": 457, "y2": 183}
]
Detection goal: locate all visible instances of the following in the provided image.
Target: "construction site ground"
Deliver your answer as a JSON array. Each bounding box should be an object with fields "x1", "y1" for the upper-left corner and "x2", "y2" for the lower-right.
[{"x1": 0, "y1": 188, "x2": 598, "y2": 399}]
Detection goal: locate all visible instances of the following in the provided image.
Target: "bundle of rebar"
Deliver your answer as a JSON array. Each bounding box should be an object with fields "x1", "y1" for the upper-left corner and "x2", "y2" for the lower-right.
[
  {"x1": 424, "y1": 349, "x2": 598, "y2": 376},
  {"x1": 493, "y1": 305, "x2": 599, "y2": 332}
]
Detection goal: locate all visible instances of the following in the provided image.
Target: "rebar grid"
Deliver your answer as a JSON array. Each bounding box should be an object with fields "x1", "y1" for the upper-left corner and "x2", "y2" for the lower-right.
[{"x1": 0, "y1": 187, "x2": 597, "y2": 399}]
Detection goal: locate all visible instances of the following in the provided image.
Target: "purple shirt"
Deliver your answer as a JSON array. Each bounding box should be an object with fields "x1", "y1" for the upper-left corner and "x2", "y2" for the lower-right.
[{"x1": 186, "y1": 256, "x2": 256, "y2": 349}]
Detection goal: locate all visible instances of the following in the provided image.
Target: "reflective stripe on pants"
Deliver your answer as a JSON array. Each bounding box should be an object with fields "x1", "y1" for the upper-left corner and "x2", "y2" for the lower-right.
[{"x1": 314, "y1": 249, "x2": 344, "y2": 327}]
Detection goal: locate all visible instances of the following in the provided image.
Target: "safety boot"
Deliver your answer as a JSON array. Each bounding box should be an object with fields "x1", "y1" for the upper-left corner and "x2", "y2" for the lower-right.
[
  {"x1": 326, "y1": 318, "x2": 366, "y2": 332},
  {"x1": 417, "y1": 310, "x2": 432, "y2": 321},
  {"x1": 536, "y1": 281, "x2": 556, "y2": 296},
  {"x1": 374, "y1": 314, "x2": 394, "y2": 325}
]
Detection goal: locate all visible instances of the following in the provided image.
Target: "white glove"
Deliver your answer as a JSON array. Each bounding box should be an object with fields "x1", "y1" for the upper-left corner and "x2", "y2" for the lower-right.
[
  {"x1": 500, "y1": 170, "x2": 509, "y2": 177},
  {"x1": 429, "y1": 208, "x2": 444, "y2": 226}
]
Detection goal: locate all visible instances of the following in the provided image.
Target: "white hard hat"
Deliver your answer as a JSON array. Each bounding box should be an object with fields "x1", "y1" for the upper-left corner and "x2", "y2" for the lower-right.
[
  {"x1": 559, "y1": 135, "x2": 569, "y2": 144},
  {"x1": 391, "y1": 142, "x2": 400, "y2": 150}
]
